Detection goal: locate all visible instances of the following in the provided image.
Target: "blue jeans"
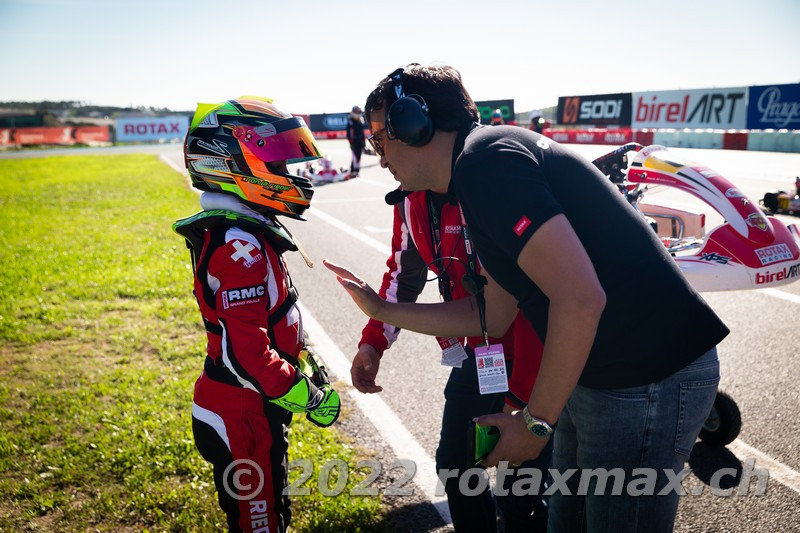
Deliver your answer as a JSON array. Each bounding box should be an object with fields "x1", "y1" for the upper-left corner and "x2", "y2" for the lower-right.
[
  {"x1": 436, "y1": 353, "x2": 552, "y2": 533},
  {"x1": 548, "y1": 348, "x2": 719, "y2": 533}
]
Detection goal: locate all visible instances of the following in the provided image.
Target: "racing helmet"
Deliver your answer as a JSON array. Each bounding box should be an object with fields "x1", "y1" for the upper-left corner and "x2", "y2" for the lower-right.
[
  {"x1": 491, "y1": 108, "x2": 504, "y2": 125},
  {"x1": 184, "y1": 96, "x2": 322, "y2": 219}
]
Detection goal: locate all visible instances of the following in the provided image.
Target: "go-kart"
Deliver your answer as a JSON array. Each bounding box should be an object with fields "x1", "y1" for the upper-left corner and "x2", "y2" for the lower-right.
[
  {"x1": 761, "y1": 177, "x2": 800, "y2": 216},
  {"x1": 299, "y1": 156, "x2": 352, "y2": 185},
  {"x1": 592, "y1": 143, "x2": 800, "y2": 446}
]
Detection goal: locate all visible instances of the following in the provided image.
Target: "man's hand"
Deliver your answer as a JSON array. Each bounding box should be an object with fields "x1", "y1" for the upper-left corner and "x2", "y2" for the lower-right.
[
  {"x1": 351, "y1": 344, "x2": 382, "y2": 393},
  {"x1": 323, "y1": 260, "x2": 385, "y2": 319},
  {"x1": 475, "y1": 411, "x2": 549, "y2": 467}
]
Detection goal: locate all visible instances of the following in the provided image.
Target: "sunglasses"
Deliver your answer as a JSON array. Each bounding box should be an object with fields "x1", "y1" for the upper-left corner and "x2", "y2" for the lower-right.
[{"x1": 367, "y1": 127, "x2": 386, "y2": 156}]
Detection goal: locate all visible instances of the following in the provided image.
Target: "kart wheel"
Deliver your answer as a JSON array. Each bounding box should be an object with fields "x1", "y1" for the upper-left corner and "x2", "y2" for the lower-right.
[{"x1": 699, "y1": 391, "x2": 741, "y2": 446}]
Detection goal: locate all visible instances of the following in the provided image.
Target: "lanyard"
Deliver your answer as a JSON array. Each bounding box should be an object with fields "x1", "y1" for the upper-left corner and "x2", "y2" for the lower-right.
[
  {"x1": 425, "y1": 194, "x2": 490, "y2": 346},
  {"x1": 458, "y1": 204, "x2": 490, "y2": 347},
  {"x1": 426, "y1": 194, "x2": 453, "y2": 301}
]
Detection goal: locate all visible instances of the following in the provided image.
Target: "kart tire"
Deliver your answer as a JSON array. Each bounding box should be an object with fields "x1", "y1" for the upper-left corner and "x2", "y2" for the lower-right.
[{"x1": 699, "y1": 391, "x2": 741, "y2": 446}]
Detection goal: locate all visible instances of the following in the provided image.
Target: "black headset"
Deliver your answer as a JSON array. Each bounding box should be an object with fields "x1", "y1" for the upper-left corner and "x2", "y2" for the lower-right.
[{"x1": 385, "y1": 66, "x2": 434, "y2": 147}]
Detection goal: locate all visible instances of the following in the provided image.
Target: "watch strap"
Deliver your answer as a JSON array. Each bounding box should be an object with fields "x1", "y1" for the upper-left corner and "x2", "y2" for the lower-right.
[{"x1": 522, "y1": 406, "x2": 556, "y2": 437}]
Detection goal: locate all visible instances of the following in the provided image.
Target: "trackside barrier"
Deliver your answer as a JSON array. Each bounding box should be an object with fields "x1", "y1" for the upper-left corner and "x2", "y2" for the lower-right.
[
  {"x1": 723, "y1": 130, "x2": 748, "y2": 150},
  {"x1": 0, "y1": 126, "x2": 111, "y2": 146},
  {"x1": 543, "y1": 128, "x2": 800, "y2": 152}
]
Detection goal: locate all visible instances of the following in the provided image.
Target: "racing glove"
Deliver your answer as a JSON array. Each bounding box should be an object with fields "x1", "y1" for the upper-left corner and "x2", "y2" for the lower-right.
[
  {"x1": 298, "y1": 348, "x2": 330, "y2": 389},
  {"x1": 269, "y1": 353, "x2": 340, "y2": 428}
]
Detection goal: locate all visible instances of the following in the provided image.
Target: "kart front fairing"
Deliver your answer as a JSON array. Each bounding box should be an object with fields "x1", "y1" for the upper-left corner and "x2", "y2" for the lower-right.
[{"x1": 627, "y1": 145, "x2": 800, "y2": 291}]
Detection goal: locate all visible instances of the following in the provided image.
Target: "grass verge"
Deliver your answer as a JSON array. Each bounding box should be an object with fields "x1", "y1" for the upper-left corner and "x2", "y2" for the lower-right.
[{"x1": 0, "y1": 154, "x2": 384, "y2": 531}]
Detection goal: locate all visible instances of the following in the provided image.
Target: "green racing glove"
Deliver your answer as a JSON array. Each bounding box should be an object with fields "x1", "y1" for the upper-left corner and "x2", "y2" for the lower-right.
[{"x1": 269, "y1": 350, "x2": 340, "y2": 427}]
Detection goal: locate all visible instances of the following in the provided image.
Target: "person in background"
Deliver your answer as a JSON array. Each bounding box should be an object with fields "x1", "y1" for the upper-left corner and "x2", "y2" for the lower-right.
[
  {"x1": 326, "y1": 63, "x2": 729, "y2": 533},
  {"x1": 175, "y1": 96, "x2": 340, "y2": 532},
  {"x1": 490, "y1": 108, "x2": 504, "y2": 126},
  {"x1": 528, "y1": 109, "x2": 545, "y2": 134},
  {"x1": 346, "y1": 105, "x2": 366, "y2": 177}
]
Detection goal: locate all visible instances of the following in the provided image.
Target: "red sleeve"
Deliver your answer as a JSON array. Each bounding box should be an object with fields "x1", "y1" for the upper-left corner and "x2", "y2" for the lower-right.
[
  {"x1": 505, "y1": 314, "x2": 544, "y2": 409},
  {"x1": 209, "y1": 233, "x2": 297, "y2": 399},
  {"x1": 359, "y1": 201, "x2": 427, "y2": 356}
]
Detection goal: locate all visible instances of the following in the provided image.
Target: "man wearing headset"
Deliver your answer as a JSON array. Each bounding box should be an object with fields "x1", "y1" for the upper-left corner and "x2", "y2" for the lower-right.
[
  {"x1": 354, "y1": 179, "x2": 550, "y2": 530},
  {"x1": 325, "y1": 64, "x2": 728, "y2": 532}
]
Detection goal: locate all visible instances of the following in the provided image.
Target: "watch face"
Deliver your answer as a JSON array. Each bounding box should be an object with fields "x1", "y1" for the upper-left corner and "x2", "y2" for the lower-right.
[{"x1": 531, "y1": 424, "x2": 550, "y2": 437}]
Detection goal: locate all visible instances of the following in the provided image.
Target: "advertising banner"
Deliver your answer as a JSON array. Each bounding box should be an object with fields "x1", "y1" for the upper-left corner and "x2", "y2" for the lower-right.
[
  {"x1": 632, "y1": 88, "x2": 747, "y2": 129},
  {"x1": 747, "y1": 83, "x2": 800, "y2": 130},
  {"x1": 73, "y1": 126, "x2": 111, "y2": 143},
  {"x1": 309, "y1": 113, "x2": 350, "y2": 133},
  {"x1": 115, "y1": 116, "x2": 189, "y2": 142},
  {"x1": 556, "y1": 93, "x2": 632, "y2": 126},
  {"x1": 0, "y1": 126, "x2": 112, "y2": 145},
  {"x1": 475, "y1": 99, "x2": 515, "y2": 125}
]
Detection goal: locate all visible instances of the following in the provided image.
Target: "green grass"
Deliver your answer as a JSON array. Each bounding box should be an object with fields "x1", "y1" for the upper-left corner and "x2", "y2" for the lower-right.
[{"x1": 0, "y1": 155, "x2": 383, "y2": 531}]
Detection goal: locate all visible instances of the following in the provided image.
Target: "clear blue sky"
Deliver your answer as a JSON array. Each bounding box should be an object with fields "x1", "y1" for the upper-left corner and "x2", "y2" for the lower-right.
[{"x1": 1, "y1": 0, "x2": 798, "y2": 114}]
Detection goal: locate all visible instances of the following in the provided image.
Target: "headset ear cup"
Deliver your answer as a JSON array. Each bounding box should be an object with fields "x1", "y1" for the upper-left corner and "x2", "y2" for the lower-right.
[{"x1": 387, "y1": 95, "x2": 433, "y2": 147}]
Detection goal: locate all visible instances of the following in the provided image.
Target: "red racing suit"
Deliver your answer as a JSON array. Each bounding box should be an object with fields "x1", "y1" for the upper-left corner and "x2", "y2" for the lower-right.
[
  {"x1": 182, "y1": 211, "x2": 304, "y2": 533},
  {"x1": 358, "y1": 191, "x2": 543, "y2": 407}
]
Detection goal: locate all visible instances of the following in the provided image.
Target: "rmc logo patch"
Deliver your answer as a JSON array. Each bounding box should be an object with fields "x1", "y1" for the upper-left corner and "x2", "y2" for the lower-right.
[{"x1": 222, "y1": 285, "x2": 266, "y2": 309}]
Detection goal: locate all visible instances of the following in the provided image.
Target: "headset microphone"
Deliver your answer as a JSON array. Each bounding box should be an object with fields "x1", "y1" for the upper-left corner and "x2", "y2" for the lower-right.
[{"x1": 385, "y1": 187, "x2": 412, "y2": 205}]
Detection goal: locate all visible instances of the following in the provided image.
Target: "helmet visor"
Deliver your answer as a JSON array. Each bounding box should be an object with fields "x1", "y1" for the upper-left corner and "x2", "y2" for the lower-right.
[{"x1": 230, "y1": 116, "x2": 322, "y2": 164}]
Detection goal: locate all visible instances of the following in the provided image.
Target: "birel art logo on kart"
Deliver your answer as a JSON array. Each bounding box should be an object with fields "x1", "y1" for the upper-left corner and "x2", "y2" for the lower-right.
[
  {"x1": 755, "y1": 262, "x2": 800, "y2": 285},
  {"x1": 755, "y1": 243, "x2": 794, "y2": 266}
]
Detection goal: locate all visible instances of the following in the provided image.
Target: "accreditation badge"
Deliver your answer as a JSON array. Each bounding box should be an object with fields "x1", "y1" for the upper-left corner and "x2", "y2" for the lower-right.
[
  {"x1": 437, "y1": 336, "x2": 468, "y2": 368},
  {"x1": 474, "y1": 344, "x2": 508, "y2": 394}
]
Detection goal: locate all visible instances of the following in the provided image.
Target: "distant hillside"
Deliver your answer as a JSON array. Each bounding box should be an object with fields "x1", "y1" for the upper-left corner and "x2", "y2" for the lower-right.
[{"x1": 0, "y1": 101, "x2": 191, "y2": 127}]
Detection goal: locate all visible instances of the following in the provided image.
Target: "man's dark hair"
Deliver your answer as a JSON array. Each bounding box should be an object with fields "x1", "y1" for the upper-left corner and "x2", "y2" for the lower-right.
[{"x1": 364, "y1": 64, "x2": 479, "y2": 132}]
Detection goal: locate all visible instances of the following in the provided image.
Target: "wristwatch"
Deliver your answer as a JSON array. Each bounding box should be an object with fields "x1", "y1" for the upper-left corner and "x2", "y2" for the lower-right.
[{"x1": 522, "y1": 406, "x2": 556, "y2": 438}]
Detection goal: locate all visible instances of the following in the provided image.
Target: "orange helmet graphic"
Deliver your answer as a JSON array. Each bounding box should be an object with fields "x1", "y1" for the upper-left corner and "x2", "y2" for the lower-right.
[{"x1": 184, "y1": 96, "x2": 322, "y2": 219}]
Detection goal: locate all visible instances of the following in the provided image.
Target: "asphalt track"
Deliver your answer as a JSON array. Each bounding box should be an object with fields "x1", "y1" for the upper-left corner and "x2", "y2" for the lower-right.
[{"x1": 6, "y1": 140, "x2": 799, "y2": 531}]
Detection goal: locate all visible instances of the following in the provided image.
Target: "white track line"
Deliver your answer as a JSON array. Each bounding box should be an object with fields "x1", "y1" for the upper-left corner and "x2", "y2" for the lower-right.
[
  {"x1": 728, "y1": 439, "x2": 800, "y2": 494},
  {"x1": 757, "y1": 288, "x2": 800, "y2": 305},
  {"x1": 159, "y1": 153, "x2": 185, "y2": 175},
  {"x1": 307, "y1": 208, "x2": 391, "y2": 256},
  {"x1": 312, "y1": 197, "x2": 387, "y2": 204},
  {"x1": 298, "y1": 302, "x2": 452, "y2": 524},
  {"x1": 356, "y1": 178, "x2": 395, "y2": 190}
]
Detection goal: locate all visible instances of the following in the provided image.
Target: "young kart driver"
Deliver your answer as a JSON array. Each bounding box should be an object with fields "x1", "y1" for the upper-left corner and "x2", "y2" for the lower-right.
[{"x1": 174, "y1": 96, "x2": 340, "y2": 532}]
